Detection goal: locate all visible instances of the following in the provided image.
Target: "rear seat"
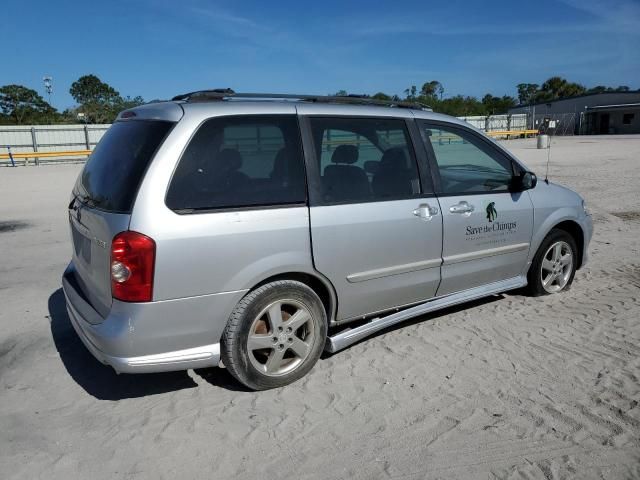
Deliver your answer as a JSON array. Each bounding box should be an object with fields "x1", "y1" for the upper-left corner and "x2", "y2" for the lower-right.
[{"x1": 322, "y1": 145, "x2": 370, "y2": 202}]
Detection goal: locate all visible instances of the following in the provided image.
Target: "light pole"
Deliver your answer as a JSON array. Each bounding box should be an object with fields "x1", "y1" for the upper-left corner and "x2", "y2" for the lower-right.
[
  {"x1": 43, "y1": 76, "x2": 53, "y2": 104},
  {"x1": 43, "y1": 76, "x2": 53, "y2": 124}
]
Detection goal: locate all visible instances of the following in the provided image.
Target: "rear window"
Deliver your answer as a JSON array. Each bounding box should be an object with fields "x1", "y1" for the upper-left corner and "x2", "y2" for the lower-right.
[{"x1": 74, "y1": 120, "x2": 173, "y2": 213}]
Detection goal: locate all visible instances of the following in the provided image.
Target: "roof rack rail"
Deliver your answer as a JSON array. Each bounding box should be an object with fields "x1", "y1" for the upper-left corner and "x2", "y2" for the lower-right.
[{"x1": 171, "y1": 89, "x2": 431, "y2": 110}]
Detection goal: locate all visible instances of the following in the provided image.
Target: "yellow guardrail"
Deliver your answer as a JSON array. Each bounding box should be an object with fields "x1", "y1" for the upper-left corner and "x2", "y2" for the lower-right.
[
  {"x1": 0, "y1": 149, "x2": 92, "y2": 160},
  {"x1": 486, "y1": 130, "x2": 538, "y2": 137}
]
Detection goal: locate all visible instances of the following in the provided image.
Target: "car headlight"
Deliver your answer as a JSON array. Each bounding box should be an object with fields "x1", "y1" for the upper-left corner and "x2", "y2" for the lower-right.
[{"x1": 582, "y1": 199, "x2": 590, "y2": 215}]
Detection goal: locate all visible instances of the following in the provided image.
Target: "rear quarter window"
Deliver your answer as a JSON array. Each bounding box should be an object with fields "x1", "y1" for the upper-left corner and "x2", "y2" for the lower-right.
[
  {"x1": 74, "y1": 120, "x2": 174, "y2": 213},
  {"x1": 166, "y1": 115, "x2": 306, "y2": 212}
]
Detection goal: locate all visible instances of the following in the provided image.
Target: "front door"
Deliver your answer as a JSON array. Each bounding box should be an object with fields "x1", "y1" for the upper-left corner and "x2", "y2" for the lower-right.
[
  {"x1": 301, "y1": 113, "x2": 443, "y2": 321},
  {"x1": 418, "y1": 121, "x2": 533, "y2": 296}
]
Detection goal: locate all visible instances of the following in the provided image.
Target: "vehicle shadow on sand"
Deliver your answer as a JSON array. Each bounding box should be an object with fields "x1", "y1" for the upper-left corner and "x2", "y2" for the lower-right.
[
  {"x1": 48, "y1": 288, "x2": 199, "y2": 400},
  {"x1": 49, "y1": 288, "x2": 513, "y2": 397},
  {"x1": 321, "y1": 293, "x2": 507, "y2": 358}
]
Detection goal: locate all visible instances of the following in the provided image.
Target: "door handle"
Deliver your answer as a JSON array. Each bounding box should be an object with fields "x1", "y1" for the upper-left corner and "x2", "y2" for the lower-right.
[
  {"x1": 449, "y1": 201, "x2": 475, "y2": 214},
  {"x1": 412, "y1": 203, "x2": 438, "y2": 220}
]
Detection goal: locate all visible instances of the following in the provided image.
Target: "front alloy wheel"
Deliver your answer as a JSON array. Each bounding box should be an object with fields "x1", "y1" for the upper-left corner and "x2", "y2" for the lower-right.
[
  {"x1": 540, "y1": 241, "x2": 574, "y2": 293},
  {"x1": 527, "y1": 228, "x2": 578, "y2": 296}
]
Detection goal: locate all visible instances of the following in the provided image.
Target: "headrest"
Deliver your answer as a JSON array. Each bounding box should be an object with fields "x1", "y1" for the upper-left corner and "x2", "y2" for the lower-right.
[
  {"x1": 271, "y1": 148, "x2": 288, "y2": 179},
  {"x1": 380, "y1": 147, "x2": 407, "y2": 168},
  {"x1": 217, "y1": 148, "x2": 242, "y2": 171},
  {"x1": 331, "y1": 145, "x2": 359, "y2": 165},
  {"x1": 364, "y1": 161, "x2": 379, "y2": 174}
]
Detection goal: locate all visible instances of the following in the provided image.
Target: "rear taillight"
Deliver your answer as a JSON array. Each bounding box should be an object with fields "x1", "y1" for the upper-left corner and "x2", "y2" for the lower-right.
[{"x1": 110, "y1": 231, "x2": 155, "y2": 302}]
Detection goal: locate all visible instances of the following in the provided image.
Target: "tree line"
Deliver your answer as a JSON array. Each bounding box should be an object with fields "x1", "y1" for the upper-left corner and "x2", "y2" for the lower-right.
[
  {"x1": 0, "y1": 75, "x2": 145, "y2": 125},
  {"x1": 349, "y1": 77, "x2": 635, "y2": 117},
  {"x1": 0, "y1": 74, "x2": 637, "y2": 125}
]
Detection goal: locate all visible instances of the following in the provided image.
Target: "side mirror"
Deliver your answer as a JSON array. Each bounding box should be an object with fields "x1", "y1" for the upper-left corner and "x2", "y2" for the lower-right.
[
  {"x1": 522, "y1": 171, "x2": 537, "y2": 190},
  {"x1": 512, "y1": 171, "x2": 537, "y2": 192}
]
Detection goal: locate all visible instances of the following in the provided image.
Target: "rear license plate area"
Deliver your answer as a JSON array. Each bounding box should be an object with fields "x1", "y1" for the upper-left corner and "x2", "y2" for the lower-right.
[{"x1": 71, "y1": 217, "x2": 92, "y2": 264}]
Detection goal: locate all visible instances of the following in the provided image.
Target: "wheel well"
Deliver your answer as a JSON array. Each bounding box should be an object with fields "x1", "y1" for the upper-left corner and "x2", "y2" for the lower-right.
[
  {"x1": 252, "y1": 273, "x2": 336, "y2": 323},
  {"x1": 553, "y1": 220, "x2": 585, "y2": 268}
]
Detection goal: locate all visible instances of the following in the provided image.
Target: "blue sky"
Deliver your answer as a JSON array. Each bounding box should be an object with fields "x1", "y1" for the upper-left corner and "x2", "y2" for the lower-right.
[{"x1": 1, "y1": 0, "x2": 639, "y2": 110}]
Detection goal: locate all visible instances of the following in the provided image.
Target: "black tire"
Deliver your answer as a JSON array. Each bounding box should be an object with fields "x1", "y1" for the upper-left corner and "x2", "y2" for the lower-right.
[
  {"x1": 526, "y1": 228, "x2": 578, "y2": 296},
  {"x1": 221, "y1": 280, "x2": 327, "y2": 390}
]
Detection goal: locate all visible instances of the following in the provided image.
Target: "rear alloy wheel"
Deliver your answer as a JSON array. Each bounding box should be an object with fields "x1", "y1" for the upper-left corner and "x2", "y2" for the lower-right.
[
  {"x1": 221, "y1": 280, "x2": 327, "y2": 390},
  {"x1": 527, "y1": 229, "x2": 578, "y2": 296},
  {"x1": 247, "y1": 299, "x2": 316, "y2": 376}
]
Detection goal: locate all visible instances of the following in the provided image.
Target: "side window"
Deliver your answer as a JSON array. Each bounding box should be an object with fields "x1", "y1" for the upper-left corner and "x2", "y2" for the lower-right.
[
  {"x1": 166, "y1": 115, "x2": 306, "y2": 211},
  {"x1": 422, "y1": 124, "x2": 514, "y2": 194},
  {"x1": 309, "y1": 117, "x2": 421, "y2": 204}
]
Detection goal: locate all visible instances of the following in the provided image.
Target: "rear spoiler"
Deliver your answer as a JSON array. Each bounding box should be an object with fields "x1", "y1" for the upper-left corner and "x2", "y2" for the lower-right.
[{"x1": 117, "y1": 102, "x2": 184, "y2": 123}]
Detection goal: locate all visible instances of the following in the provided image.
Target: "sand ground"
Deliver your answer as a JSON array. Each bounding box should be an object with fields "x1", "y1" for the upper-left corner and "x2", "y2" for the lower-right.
[{"x1": 1, "y1": 135, "x2": 639, "y2": 479}]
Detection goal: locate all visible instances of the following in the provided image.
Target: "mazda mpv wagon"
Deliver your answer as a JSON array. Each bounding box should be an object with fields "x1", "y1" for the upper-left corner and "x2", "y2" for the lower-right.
[{"x1": 63, "y1": 90, "x2": 593, "y2": 390}]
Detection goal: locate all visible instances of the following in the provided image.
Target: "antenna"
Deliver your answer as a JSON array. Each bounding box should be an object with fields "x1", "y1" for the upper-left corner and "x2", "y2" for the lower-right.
[{"x1": 544, "y1": 135, "x2": 551, "y2": 183}]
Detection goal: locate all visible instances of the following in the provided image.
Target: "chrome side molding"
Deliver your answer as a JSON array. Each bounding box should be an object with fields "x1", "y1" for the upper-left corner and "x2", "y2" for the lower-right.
[
  {"x1": 346, "y1": 258, "x2": 442, "y2": 283},
  {"x1": 443, "y1": 243, "x2": 530, "y2": 265},
  {"x1": 325, "y1": 276, "x2": 527, "y2": 353}
]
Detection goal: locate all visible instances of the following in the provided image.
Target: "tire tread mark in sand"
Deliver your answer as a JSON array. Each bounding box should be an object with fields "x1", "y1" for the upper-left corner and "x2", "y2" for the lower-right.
[
  {"x1": 0, "y1": 220, "x2": 30, "y2": 233},
  {"x1": 389, "y1": 439, "x2": 584, "y2": 479}
]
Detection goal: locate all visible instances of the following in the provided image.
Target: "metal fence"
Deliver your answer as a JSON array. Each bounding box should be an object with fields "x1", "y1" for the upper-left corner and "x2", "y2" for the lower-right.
[
  {"x1": 0, "y1": 115, "x2": 532, "y2": 166},
  {"x1": 0, "y1": 124, "x2": 110, "y2": 165},
  {"x1": 531, "y1": 113, "x2": 578, "y2": 136},
  {"x1": 458, "y1": 114, "x2": 528, "y2": 132}
]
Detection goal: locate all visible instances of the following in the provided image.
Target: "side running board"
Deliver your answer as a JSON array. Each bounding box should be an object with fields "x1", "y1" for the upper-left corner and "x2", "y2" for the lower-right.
[{"x1": 325, "y1": 276, "x2": 527, "y2": 353}]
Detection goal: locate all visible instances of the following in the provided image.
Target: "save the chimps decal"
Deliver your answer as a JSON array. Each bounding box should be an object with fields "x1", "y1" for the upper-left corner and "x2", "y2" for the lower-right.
[{"x1": 465, "y1": 201, "x2": 518, "y2": 244}]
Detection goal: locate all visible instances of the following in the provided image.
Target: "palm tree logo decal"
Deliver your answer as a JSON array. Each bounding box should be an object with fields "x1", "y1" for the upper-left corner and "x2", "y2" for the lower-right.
[{"x1": 486, "y1": 202, "x2": 497, "y2": 222}]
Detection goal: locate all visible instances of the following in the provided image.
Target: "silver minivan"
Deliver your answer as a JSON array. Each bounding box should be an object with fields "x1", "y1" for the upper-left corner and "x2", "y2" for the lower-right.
[{"x1": 63, "y1": 91, "x2": 593, "y2": 390}]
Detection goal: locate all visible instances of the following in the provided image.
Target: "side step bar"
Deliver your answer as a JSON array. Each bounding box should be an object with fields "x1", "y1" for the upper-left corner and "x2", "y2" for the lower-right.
[{"x1": 325, "y1": 276, "x2": 527, "y2": 353}]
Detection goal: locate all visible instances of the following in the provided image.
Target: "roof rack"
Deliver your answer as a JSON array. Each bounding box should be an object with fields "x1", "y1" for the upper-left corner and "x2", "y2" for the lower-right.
[{"x1": 171, "y1": 89, "x2": 431, "y2": 110}]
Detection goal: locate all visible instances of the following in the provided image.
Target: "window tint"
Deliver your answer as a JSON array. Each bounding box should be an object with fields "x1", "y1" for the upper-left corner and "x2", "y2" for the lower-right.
[
  {"x1": 74, "y1": 120, "x2": 174, "y2": 213},
  {"x1": 166, "y1": 115, "x2": 306, "y2": 211},
  {"x1": 309, "y1": 117, "x2": 421, "y2": 204},
  {"x1": 422, "y1": 125, "x2": 514, "y2": 194}
]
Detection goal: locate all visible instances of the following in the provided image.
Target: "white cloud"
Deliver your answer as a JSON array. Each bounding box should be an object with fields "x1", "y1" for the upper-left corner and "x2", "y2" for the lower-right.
[
  {"x1": 559, "y1": 0, "x2": 640, "y2": 31},
  {"x1": 189, "y1": 6, "x2": 258, "y2": 28}
]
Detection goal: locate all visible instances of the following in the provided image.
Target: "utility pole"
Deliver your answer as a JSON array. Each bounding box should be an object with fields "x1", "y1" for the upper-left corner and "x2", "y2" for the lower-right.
[
  {"x1": 43, "y1": 76, "x2": 53, "y2": 104},
  {"x1": 43, "y1": 76, "x2": 53, "y2": 124}
]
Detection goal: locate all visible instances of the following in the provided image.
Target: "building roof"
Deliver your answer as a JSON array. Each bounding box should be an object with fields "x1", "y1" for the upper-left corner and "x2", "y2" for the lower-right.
[
  {"x1": 513, "y1": 91, "x2": 640, "y2": 108},
  {"x1": 585, "y1": 103, "x2": 640, "y2": 111}
]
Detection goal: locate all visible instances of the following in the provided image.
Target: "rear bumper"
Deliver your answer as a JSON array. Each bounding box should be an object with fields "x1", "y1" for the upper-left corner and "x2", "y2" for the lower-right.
[
  {"x1": 62, "y1": 263, "x2": 245, "y2": 373},
  {"x1": 65, "y1": 296, "x2": 220, "y2": 373}
]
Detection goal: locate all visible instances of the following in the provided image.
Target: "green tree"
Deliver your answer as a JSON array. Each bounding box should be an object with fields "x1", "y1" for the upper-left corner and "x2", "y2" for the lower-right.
[
  {"x1": 587, "y1": 85, "x2": 608, "y2": 94},
  {"x1": 587, "y1": 85, "x2": 631, "y2": 94},
  {"x1": 536, "y1": 76, "x2": 586, "y2": 101},
  {"x1": 481, "y1": 94, "x2": 516, "y2": 115},
  {"x1": 70, "y1": 74, "x2": 120, "y2": 105},
  {"x1": 69, "y1": 75, "x2": 146, "y2": 123},
  {"x1": 372, "y1": 92, "x2": 391, "y2": 101},
  {"x1": 437, "y1": 95, "x2": 485, "y2": 116},
  {"x1": 69, "y1": 74, "x2": 122, "y2": 123},
  {"x1": 404, "y1": 85, "x2": 417, "y2": 100},
  {"x1": 334, "y1": 90, "x2": 348, "y2": 97},
  {"x1": 516, "y1": 83, "x2": 539, "y2": 104},
  {"x1": 113, "y1": 95, "x2": 145, "y2": 112},
  {"x1": 420, "y1": 80, "x2": 443, "y2": 99},
  {"x1": 0, "y1": 84, "x2": 57, "y2": 124}
]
